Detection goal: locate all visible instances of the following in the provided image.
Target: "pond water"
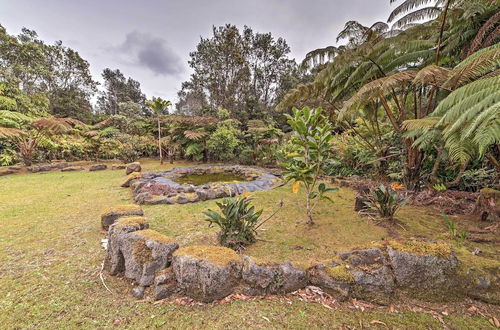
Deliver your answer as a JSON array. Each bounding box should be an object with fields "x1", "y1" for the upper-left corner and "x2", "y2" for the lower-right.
[{"x1": 173, "y1": 173, "x2": 249, "y2": 185}]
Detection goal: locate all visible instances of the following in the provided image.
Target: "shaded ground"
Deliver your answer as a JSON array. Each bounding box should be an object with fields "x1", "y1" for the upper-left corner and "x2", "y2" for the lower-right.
[{"x1": 0, "y1": 159, "x2": 498, "y2": 328}]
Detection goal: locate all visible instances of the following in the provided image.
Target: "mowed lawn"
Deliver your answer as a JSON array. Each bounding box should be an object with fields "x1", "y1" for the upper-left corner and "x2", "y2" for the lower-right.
[{"x1": 0, "y1": 161, "x2": 495, "y2": 329}]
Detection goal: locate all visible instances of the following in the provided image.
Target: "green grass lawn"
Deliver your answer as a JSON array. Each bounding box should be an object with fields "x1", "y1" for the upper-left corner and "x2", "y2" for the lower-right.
[{"x1": 0, "y1": 160, "x2": 497, "y2": 328}]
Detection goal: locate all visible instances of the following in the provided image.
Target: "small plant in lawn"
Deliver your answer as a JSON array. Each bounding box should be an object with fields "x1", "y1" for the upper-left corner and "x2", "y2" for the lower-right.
[
  {"x1": 444, "y1": 215, "x2": 468, "y2": 243},
  {"x1": 365, "y1": 184, "x2": 408, "y2": 222},
  {"x1": 204, "y1": 196, "x2": 281, "y2": 251},
  {"x1": 281, "y1": 107, "x2": 338, "y2": 225}
]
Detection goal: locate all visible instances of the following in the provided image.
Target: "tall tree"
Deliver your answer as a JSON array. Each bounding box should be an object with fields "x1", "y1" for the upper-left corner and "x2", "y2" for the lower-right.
[
  {"x1": 97, "y1": 68, "x2": 146, "y2": 116},
  {"x1": 176, "y1": 25, "x2": 297, "y2": 121},
  {"x1": 146, "y1": 97, "x2": 171, "y2": 164}
]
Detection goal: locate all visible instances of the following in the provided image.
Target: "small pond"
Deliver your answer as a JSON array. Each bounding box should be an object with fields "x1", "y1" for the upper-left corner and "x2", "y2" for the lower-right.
[{"x1": 174, "y1": 173, "x2": 249, "y2": 185}]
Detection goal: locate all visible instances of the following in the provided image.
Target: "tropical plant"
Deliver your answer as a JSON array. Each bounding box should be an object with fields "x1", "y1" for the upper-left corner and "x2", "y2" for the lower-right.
[
  {"x1": 204, "y1": 196, "x2": 264, "y2": 251},
  {"x1": 281, "y1": 107, "x2": 339, "y2": 225},
  {"x1": 146, "y1": 97, "x2": 171, "y2": 164},
  {"x1": 206, "y1": 125, "x2": 241, "y2": 161},
  {"x1": 365, "y1": 184, "x2": 408, "y2": 221}
]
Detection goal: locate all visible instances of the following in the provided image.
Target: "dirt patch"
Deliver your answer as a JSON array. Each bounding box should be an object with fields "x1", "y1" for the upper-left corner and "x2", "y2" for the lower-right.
[{"x1": 338, "y1": 178, "x2": 478, "y2": 216}]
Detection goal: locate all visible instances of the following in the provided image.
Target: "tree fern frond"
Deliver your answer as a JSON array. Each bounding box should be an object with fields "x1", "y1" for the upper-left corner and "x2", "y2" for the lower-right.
[
  {"x1": 392, "y1": 7, "x2": 442, "y2": 28},
  {"x1": 413, "y1": 65, "x2": 451, "y2": 86},
  {"x1": 388, "y1": 0, "x2": 438, "y2": 23}
]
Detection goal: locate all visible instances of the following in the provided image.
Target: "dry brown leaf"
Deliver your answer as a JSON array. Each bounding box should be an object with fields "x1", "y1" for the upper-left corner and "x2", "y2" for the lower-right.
[
  {"x1": 370, "y1": 320, "x2": 387, "y2": 326},
  {"x1": 489, "y1": 317, "x2": 500, "y2": 327}
]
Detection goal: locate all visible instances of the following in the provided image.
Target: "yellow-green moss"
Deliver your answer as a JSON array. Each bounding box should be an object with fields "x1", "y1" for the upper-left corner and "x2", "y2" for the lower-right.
[
  {"x1": 389, "y1": 240, "x2": 451, "y2": 258},
  {"x1": 115, "y1": 216, "x2": 147, "y2": 228},
  {"x1": 174, "y1": 245, "x2": 241, "y2": 266},
  {"x1": 133, "y1": 240, "x2": 152, "y2": 264},
  {"x1": 479, "y1": 188, "x2": 500, "y2": 199},
  {"x1": 135, "y1": 229, "x2": 174, "y2": 244},
  {"x1": 121, "y1": 172, "x2": 143, "y2": 186},
  {"x1": 326, "y1": 264, "x2": 355, "y2": 283},
  {"x1": 101, "y1": 204, "x2": 142, "y2": 217}
]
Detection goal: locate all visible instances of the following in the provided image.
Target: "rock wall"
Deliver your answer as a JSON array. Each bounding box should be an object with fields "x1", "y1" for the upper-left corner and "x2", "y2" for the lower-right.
[{"x1": 101, "y1": 206, "x2": 499, "y2": 304}]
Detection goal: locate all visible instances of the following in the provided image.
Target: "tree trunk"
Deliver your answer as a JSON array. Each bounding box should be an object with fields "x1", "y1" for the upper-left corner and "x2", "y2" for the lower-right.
[
  {"x1": 404, "y1": 140, "x2": 424, "y2": 190},
  {"x1": 435, "y1": 0, "x2": 451, "y2": 64},
  {"x1": 306, "y1": 193, "x2": 314, "y2": 225},
  {"x1": 157, "y1": 117, "x2": 163, "y2": 164}
]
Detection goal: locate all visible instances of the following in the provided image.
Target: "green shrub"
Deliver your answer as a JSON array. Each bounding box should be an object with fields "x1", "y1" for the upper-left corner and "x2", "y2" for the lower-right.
[
  {"x1": 365, "y1": 184, "x2": 408, "y2": 221},
  {"x1": 204, "y1": 196, "x2": 263, "y2": 251},
  {"x1": 207, "y1": 126, "x2": 241, "y2": 161}
]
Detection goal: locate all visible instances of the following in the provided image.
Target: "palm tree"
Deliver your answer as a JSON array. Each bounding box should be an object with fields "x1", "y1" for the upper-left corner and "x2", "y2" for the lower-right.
[{"x1": 146, "y1": 97, "x2": 171, "y2": 164}]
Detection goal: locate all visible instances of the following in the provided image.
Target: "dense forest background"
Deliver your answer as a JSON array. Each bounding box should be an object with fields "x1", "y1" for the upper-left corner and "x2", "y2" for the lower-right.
[{"x1": 0, "y1": 0, "x2": 498, "y2": 191}]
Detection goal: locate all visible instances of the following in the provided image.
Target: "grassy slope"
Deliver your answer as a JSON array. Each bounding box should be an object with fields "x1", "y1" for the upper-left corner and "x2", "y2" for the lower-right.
[{"x1": 0, "y1": 160, "x2": 496, "y2": 328}]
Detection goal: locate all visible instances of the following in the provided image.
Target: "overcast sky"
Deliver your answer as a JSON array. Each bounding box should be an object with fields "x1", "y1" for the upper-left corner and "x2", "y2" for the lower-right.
[{"x1": 0, "y1": 0, "x2": 391, "y2": 103}]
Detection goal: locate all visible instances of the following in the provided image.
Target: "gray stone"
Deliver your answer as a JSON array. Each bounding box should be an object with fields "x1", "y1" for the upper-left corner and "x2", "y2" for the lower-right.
[
  {"x1": 340, "y1": 248, "x2": 386, "y2": 267},
  {"x1": 240, "y1": 257, "x2": 307, "y2": 295},
  {"x1": 172, "y1": 247, "x2": 242, "y2": 302},
  {"x1": 111, "y1": 164, "x2": 126, "y2": 170},
  {"x1": 278, "y1": 262, "x2": 308, "y2": 293},
  {"x1": 132, "y1": 286, "x2": 145, "y2": 299},
  {"x1": 125, "y1": 162, "x2": 141, "y2": 175},
  {"x1": 101, "y1": 205, "x2": 144, "y2": 230},
  {"x1": 154, "y1": 285, "x2": 172, "y2": 301},
  {"x1": 307, "y1": 264, "x2": 351, "y2": 299},
  {"x1": 105, "y1": 225, "x2": 179, "y2": 286},
  {"x1": 388, "y1": 247, "x2": 458, "y2": 289},
  {"x1": 89, "y1": 164, "x2": 107, "y2": 171}
]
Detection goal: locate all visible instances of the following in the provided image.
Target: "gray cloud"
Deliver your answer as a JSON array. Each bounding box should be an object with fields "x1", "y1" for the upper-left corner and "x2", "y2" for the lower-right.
[{"x1": 115, "y1": 31, "x2": 184, "y2": 76}]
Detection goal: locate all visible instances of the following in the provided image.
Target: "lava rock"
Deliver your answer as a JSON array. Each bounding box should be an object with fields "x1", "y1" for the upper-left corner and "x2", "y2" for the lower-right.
[
  {"x1": 89, "y1": 164, "x2": 107, "y2": 171},
  {"x1": 307, "y1": 264, "x2": 352, "y2": 299},
  {"x1": 105, "y1": 225, "x2": 179, "y2": 287},
  {"x1": 131, "y1": 286, "x2": 145, "y2": 299},
  {"x1": 241, "y1": 257, "x2": 307, "y2": 295},
  {"x1": 101, "y1": 205, "x2": 144, "y2": 230},
  {"x1": 111, "y1": 164, "x2": 127, "y2": 170},
  {"x1": 172, "y1": 245, "x2": 242, "y2": 302},
  {"x1": 125, "y1": 162, "x2": 141, "y2": 175},
  {"x1": 388, "y1": 246, "x2": 458, "y2": 290},
  {"x1": 61, "y1": 166, "x2": 84, "y2": 172}
]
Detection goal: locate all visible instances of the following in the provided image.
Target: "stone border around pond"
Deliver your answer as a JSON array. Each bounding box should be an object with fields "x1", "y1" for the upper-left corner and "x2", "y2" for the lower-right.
[
  {"x1": 100, "y1": 205, "x2": 499, "y2": 304},
  {"x1": 123, "y1": 165, "x2": 284, "y2": 205}
]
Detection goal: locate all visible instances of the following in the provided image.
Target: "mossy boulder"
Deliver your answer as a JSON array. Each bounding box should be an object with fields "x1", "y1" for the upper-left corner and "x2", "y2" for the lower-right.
[
  {"x1": 240, "y1": 257, "x2": 308, "y2": 295},
  {"x1": 125, "y1": 162, "x2": 141, "y2": 175},
  {"x1": 104, "y1": 216, "x2": 149, "y2": 275},
  {"x1": 172, "y1": 245, "x2": 242, "y2": 302},
  {"x1": 387, "y1": 242, "x2": 458, "y2": 291},
  {"x1": 121, "y1": 173, "x2": 144, "y2": 188},
  {"x1": 105, "y1": 226, "x2": 179, "y2": 287},
  {"x1": 307, "y1": 264, "x2": 352, "y2": 299},
  {"x1": 340, "y1": 248, "x2": 396, "y2": 302},
  {"x1": 101, "y1": 205, "x2": 144, "y2": 230}
]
